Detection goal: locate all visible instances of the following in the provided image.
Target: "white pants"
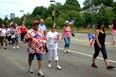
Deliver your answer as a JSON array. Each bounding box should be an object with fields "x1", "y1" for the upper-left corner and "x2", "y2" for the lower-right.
[
  {"x1": 112, "y1": 32, "x2": 116, "y2": 42},
  {"x1": 48, "y1": 48, "x2": 59, "y2": 61}
]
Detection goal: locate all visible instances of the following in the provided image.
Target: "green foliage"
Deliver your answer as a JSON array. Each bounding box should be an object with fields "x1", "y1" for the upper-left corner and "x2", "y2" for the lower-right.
[
  {"x1": 12, "y1": 17, "x2": 22, "y2": 25},
  {"x1": 0, "y1": 18, "x2": 2, "y2": 24},
  {"x1": 45, "y1": 17, "x2": 53, "y2": 29},
  {"x1": 3, "y1": 17, "x2": 9, "y2": 26},
  {"x1": 64, "y1": 0, "x2": 80, "y2": 11},
  {"x1": 1, "y1": 0, "x2": 115, "y2": 29},
  {"x1": 56, "y1": 17, "x2": 65, "y2": 28},
  {"x1": 83, "y1": 13, "x2": 95, "y2": 27},
  {"x1": 32, "y1": 6, "x2": 48, "y2": 18},
  {"x1": 95, "y1": 7, "x2": 113, "y2": 27},
  {"x1": 83, "y1": 0, "x2": 113, "y2": 9},
  {"x1": 92, "y1": 0, "x2": 113, "y2": 7}
]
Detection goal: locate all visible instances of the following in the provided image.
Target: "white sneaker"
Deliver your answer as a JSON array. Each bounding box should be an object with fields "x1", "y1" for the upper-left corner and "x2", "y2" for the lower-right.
[
  {"x1": 28, "y1": 68, "x2": 33, "y2": 73},
  {"x1": 57, "y1": 65, "x2": 62, "y2": 70},
  {"x1": 16, "y1": 46, "x2": 19, "y2": 48},
  {"x1": 67, "y1": 49, "x2": 70, "y2": 53},
  {"x1": 64, "y1": 48, "x2": 67, "y2": 53},
  {"x1": 13, "y1": 46, "x2": 15, "y2": 49},
  {"x1": 48, "y1": 64, "x2": 52, "y2": 68},
  {"x1": 38, "y1": 70, "x2": 45, "y2": 76}
]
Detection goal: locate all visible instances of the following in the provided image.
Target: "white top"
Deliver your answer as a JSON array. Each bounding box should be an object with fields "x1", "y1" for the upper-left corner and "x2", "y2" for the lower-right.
[
  {"x1": 0, "y1": 28, "x2": 6, "y2": 36},
  {"x1": 46, "y1": 31, "x2": 59, "y2": 49},
  {"x1": 38, "y1": 24, "x2": 47, "y2": 31}
]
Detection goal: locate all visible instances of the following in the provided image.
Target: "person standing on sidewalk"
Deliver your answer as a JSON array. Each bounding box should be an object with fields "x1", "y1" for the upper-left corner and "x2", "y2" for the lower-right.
[
  {"x1": 91, "y1": 22, "x2": 115, "y2": 70},
  {"x1": 46, "y1": 25, "x2": 62, "y2": 70},
  {"x1": 24, "y1": 20, "x2": 46, "y2": 77}
]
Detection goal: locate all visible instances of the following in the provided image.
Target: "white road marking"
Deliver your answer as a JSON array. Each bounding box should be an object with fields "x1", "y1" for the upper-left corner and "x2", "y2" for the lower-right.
[{"x1": 59, "y1": 47, "x2": 116, "y2": 64}]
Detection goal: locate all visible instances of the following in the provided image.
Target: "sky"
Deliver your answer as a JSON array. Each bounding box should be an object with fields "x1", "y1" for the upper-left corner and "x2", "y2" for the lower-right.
[{"x1": 0, "y1": 0, "x2": 85, "y2": 19}]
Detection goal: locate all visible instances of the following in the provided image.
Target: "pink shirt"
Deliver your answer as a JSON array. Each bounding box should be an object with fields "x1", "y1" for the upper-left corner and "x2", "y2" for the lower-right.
[
  {"x1": 64, "y1": 27, "x2": 71, "y2": 38},
  {"x1": 112, "y1": 28, "x2": 116, "y2": 33}
]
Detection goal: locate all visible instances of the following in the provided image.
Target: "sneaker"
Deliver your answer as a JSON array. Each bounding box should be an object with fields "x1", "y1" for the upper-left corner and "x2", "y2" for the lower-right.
[
  {"x1": 64, "y1": 48, "x2": 67, "y2": 53},
  {"x1": 91, "y1": 63, "x2": 98, "y2": 68},
  {"x1": 13, "y1": 46, "x2": 15, "y2": 49},
  {"x1": 16, "y1": 46, "x2": 19, "y2": 49},
  {"x1": 48, "y1": 64, "x2": 52, "y2": 68},
  {"x1": 67, "y1": 49, "x2": 70, "y2": 53},
  {"x1": 38, "y1": 70, "x2": 45, "y2": 77},
  {"x1": 57, "y1": 65, "x2": 62, "y2": 70},
  {"x1": 28, "y1": 68, "x2": 33, "y2": 73},
  {"x1": 107, "y1": 66, "x2": 115, "y2": 70}
]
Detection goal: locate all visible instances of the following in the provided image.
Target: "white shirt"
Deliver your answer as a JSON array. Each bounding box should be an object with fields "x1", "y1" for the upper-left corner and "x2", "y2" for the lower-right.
[
  {"x1": 0, "y1": 28, "x2": 6, "y2": 36},
  {"x1": 46, "y1": 31, "x2": 59, "y2": 49},
  {"x1": 38, "y1": 24, "x2": 47, "y2": 31}
]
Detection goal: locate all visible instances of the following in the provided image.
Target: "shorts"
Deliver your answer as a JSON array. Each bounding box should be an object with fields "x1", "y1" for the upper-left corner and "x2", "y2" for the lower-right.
[{"x1": 28, "y1": 53, "x2": 43, "y2": 61}]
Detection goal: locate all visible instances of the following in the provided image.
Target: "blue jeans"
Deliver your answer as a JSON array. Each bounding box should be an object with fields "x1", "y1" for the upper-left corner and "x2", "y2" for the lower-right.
[
  {"x1": 64, "y1": 37, "x2": 70, "y2": 48},
  {"x1": 94, "y1": 44, "x2": 108, "y2": 59},
  {"x1": 28, "y1": 53, "x2": 43, "y2": 61}
]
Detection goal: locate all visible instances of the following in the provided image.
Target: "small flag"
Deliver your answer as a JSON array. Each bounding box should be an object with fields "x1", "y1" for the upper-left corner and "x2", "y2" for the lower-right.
[
  {"x1": 88, "y1": 33, "x2": 95, "y2": 47},
  {"x1": 33, "y1": 34, "x2": 40, "y2": 39}
]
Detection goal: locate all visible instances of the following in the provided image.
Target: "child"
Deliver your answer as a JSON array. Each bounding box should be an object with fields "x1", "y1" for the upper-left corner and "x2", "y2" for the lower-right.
[
  {"x1": 87, "y1": 25, "x2": 95, "y2": 48},
  {"x1": 46, "y1": 25, "x2": 62, "y2": 70}
]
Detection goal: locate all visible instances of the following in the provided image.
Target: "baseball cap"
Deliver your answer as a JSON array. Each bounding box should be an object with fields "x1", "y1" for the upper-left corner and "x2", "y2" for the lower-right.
[
  {"x1": 33, "y1": 20, "x2": 39, "y2": 25},
  {"x1": 65, "y1": 20, "x2": 69, "y2": 25},
  {"x1": 11, "y1": 22, "x2": 16, "y2": 27}
]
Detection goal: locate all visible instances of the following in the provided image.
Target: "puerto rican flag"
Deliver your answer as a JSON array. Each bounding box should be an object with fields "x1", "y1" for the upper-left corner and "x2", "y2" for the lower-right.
[
  {"x1": 88, "y1": 33, "x2": 95, "y2": 48},
  {"x1": 33, "y1": 34, "x2": 40, "y2": 39}
]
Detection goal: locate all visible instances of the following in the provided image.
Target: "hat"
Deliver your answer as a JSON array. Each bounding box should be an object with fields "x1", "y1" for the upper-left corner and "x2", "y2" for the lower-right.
[
  {"x1": 65, "y1": 20, "x2": 69, "y2": 25},
  {"x1": 33, "y1": 20, "x2": 39, "y2": 25},
  {"x1": 11, "y1": 22, "x2": 16, "y2": 27},
  {"x1": 51, "y1": 25, "x2": 56, "y2": 28}
]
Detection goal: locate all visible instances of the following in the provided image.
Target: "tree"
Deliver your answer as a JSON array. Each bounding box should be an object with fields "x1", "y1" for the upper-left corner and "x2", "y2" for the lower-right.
[
  {"x1": 45, "y1": 17, "x2": 53, "y2": 29},
  {"x1": 3, "y1": 16, "x2": 9, "y2": 26},
  {"x1": 32, "y1": 6, "x2": 48, "y2": 18},
  {"x1": 56, "y1": 17, "x2": 65, "y2": 28},
  {"x1": 112, "y1": 2, "x2": 116, "y2": 19},
  {"x1": 64, "y1": 0, "x2": 81, "y2": 11},
  {"x1": 92, "y1": 0, "x2": 113, "y2": 7},
  {"x1": 95, "y1": 6, "x2": 113, "y2": 27},
  {"x1": 12, "y1": 17, "x2": 22, "y2": 25},
  {"x1": 83, "y1": 0, "x2": 113, "y2": 10},
  {"x1": 83, "y1": 12, "x2": 95, "y2": 27},
  {"x1": 0, "y1": 18, "x2": 2, "y2": 24},
  {"x1": 83, "y1": 0, "x2": 91, "y2": 10}
]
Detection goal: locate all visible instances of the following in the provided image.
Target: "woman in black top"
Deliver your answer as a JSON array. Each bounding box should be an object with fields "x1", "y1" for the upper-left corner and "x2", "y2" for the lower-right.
[{"x1": 91, "y1": 22, "x2": 115, "y2": 70}]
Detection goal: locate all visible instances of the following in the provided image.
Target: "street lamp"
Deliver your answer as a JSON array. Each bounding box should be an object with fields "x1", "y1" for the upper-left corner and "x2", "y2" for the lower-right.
[
  {"x1": 20, "y1": 10, "x2": 24, "y2": 16},
  {"x1": 50, "y1": 0, "x2": 56, "y2": 25},
  {"x1": 20, "y1": 10, "x2": 26, "y2": 24}
]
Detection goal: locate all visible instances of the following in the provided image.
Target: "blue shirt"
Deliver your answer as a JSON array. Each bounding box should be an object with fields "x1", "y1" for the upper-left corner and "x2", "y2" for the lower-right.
[{"x1": 38, "y1": 24, "x2": 47, "y2": 31}]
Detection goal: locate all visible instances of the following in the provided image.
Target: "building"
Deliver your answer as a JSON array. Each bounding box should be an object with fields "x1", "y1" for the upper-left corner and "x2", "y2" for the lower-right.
[
  {"x1": 80, "y1": 4, "x2": 112, "y2": 14},
  {"x1": 10, "y1": 13, "x2": 15, "y2": 19}
]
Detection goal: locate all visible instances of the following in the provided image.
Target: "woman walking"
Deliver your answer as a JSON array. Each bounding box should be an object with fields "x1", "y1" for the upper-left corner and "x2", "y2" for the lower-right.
[
  {"x1": 91, "y1": 22, "x2": 115, "y2": 70},
  {"x1": 62, "y1": 21, "x2": 72, "y2": 53},
  {"x1": 46, "y1": 25, "x2": 62, "y2": 70}
]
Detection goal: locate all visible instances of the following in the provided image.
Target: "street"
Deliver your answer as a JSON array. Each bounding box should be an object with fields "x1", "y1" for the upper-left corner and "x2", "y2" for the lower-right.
[{"x1": 0, "y1": 33, "x2": 116, "y2": 77}]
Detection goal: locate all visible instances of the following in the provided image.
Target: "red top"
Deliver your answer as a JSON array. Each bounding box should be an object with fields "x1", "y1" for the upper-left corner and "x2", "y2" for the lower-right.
[{"x1": 20, "y1": 25, "x2": 27, "y2": 33}]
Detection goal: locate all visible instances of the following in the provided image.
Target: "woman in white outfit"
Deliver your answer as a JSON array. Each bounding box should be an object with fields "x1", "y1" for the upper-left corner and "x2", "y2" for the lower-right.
[
  {"x1": 109, "y1": 19, "x2": 116, "y2": 45},
  {"x1": 46, "y1": 25, "x2": 62, "y2": 70}
]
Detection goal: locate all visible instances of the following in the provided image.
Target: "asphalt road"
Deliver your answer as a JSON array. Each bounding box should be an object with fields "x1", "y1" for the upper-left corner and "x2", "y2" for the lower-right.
[{"x1": 0, "y1": 33, "x2": 116, "y2": 77}]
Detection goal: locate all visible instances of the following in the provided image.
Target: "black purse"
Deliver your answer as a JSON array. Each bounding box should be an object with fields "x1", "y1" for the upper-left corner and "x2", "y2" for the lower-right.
[{"x1": 71, "y1": 33, "x2": 75, "y2": 37}]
